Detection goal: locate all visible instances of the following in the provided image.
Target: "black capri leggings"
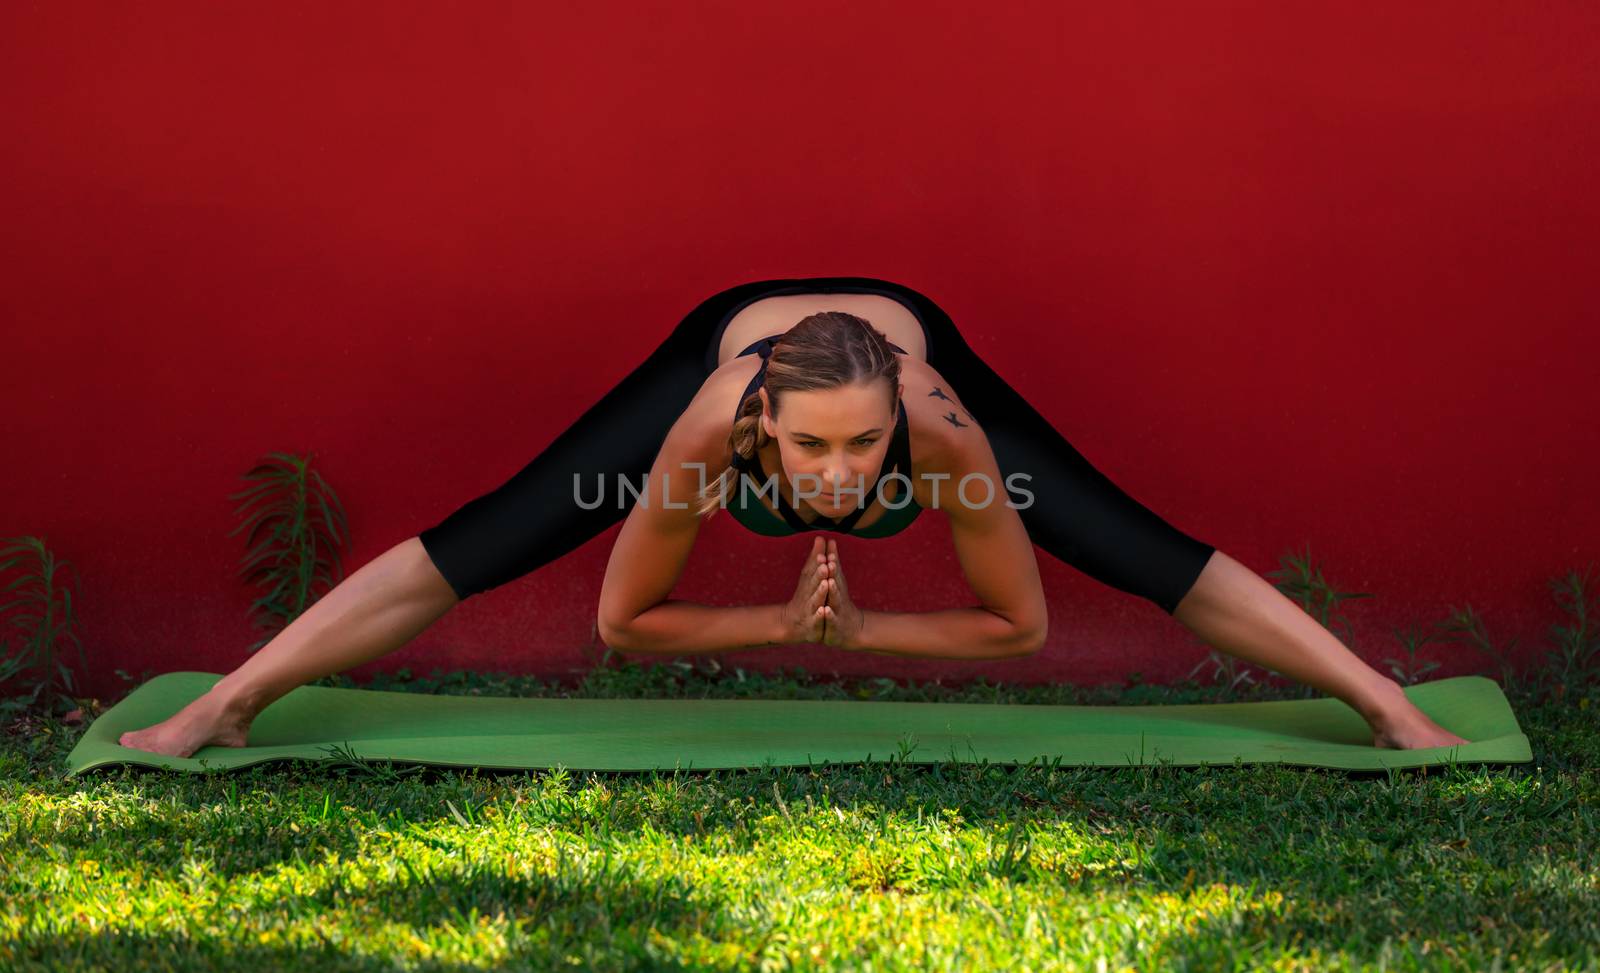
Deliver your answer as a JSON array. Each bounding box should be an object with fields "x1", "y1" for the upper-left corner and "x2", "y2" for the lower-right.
[{"x1": 417, "y1": 275, "x2": 1217, "y2": 615}]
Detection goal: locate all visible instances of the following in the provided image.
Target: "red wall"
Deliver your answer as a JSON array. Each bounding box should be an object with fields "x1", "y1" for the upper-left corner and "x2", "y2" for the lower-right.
[{"x1": 4, "y1": 2, "x2": 1597, "y2": 701}]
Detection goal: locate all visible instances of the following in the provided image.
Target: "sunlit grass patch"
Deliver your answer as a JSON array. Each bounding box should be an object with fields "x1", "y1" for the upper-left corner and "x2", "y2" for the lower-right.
[{"x1": 3, "y1": 666, "x2": 1595, "y2": 971}]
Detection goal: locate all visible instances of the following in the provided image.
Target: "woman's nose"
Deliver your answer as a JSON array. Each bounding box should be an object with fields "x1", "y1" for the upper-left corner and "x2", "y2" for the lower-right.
[{"x1": 823, "y1": 469, "x2": 862, "y2": 490}]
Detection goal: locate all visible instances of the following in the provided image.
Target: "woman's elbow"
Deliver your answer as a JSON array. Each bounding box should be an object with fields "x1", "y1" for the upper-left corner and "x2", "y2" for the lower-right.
[
  {"x1": 1010, "y1": 608, "x2": 1048, "y2": 656},
  {"x1": 597, "y1": 611, "x2": 638, "y2": 653},
  {"x1": 1013, "y1": 622, "x2": 1047, "y2": 656}
]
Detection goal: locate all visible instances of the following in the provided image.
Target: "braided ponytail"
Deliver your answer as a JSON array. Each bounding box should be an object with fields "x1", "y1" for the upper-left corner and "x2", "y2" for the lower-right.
[{"x1": 695, "y1": 382, "x2": 769, "y2": 517}]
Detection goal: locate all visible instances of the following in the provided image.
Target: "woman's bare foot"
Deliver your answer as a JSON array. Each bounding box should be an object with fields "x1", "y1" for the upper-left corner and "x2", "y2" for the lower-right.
[
  {"x1": 1367, "y1": 681, "x2": 1470, "y2": 750},
  {"x1": 118, "y1": 690, "x2": 255, "y2": 758}
]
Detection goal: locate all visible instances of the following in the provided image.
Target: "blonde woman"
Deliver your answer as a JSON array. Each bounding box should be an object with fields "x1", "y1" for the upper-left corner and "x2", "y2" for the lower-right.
[{"x1": 119, "y1": 275, "x2": 1466, "y2": 756}]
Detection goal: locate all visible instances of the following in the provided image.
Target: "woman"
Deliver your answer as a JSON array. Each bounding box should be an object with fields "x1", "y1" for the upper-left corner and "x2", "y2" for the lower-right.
[{"x1": 119, "y1": 275, "x2": 1467, "y2": 757}]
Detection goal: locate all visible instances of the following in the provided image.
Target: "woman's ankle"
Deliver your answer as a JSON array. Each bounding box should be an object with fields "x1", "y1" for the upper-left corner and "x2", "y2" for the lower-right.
[
  {"x1": 1359, "y1": 676, "x2": 1411, "y2": 726},
  {"x1": 203, "y1": 679, "x2": 264, "y2": 725}
]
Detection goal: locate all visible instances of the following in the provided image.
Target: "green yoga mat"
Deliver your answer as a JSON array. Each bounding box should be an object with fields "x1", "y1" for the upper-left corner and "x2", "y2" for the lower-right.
[{"x1": 66, "y1": 671, "x2": 1532, "y2": 777}]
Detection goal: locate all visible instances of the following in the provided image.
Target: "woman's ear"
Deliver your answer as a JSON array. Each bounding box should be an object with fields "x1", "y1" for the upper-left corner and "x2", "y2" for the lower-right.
[{"x1": 759, "y1": 388, "x2": 774, "y2": 437}]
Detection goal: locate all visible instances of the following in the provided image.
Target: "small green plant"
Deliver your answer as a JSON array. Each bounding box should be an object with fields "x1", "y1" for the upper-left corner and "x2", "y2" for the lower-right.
[
  {"x1": 1435, "y1": 603, "x2": 1522, "y2": 692},
  {"x1": 1383, "y1": 621, "x2": 1446, "y2": 686},
  {"x1": 228, "y1": 451, "x2": 350, "y2": 652},
  {"x1": 0, "y1": 535, "x2": 87, "y2": 717},
  {"x1": 1540, "y1": 563, "x2": 1600, "y2": 696},
  {"x1": 1186, "y1": 646, "x2": 1262, "y2": 697},
  {"x1": 316, "y1": 740, "x2": 428, "y2": 782}
]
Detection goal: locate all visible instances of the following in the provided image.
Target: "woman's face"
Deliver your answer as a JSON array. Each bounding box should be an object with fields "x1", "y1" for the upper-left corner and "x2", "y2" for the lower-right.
[{"x1": 761, "y1": 379, "x2": 902, "y2": 512}]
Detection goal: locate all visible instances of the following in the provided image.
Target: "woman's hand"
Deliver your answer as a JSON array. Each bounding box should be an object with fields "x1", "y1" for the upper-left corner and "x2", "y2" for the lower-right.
[
  {"x1": 778, "y1": 536, "x2": 833, "y2": 643},
  {"x1": 818, "y1": 538, "x2": 865, "y2": 650}
]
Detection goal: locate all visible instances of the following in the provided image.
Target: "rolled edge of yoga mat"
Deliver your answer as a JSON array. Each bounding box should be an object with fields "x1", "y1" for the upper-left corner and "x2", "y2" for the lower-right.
[{"x1": 63, "y1": 672, "x2": 1533, "y2": 777}]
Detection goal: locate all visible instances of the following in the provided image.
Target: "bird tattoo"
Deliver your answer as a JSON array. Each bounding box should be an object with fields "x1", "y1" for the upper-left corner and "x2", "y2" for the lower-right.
[{"x1": 928, "y1": 387, "x2": 977, "y2": 428}]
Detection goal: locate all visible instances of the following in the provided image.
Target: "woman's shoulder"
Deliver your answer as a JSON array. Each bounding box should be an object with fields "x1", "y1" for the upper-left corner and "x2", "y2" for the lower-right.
[
  {"x1": 900, "y1": 358, "x2": 988, "y2": 482},
  {"x1": 908, "y1": 356, "x2": 979, "y2": 451},
  {"x1": 670, "y1": 359, "x2": 759, "y2": 468},
  {"x1": 696, "y1": 356, "x2": 763, "y2": 428}
]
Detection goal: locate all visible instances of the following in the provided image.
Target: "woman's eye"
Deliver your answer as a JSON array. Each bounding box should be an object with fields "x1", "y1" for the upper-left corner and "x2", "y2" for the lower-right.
[{"x1": 798, "y1": 439, "x2": 876, "y2": 448}]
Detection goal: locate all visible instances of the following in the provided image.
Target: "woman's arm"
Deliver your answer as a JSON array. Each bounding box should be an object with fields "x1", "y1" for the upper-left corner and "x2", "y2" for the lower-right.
[
  {"x1": 598, "y1": 368, "x2": 814, "y2": 655},
  {"x1": 838, "y1": 379, "x2": 1049, "y2": 660},
  {"x1": 609, "y1": 600, "x2": 787, "y2": 655},
  {"x1": 596, "y1": 383, "x2": 734, "y2": 652},
  {"x1": 609, "y1": 534, "x2": 836, "y2": 655},
  {"x1": 847, "y1": 605, "x2": 1040, "y2": 659}
]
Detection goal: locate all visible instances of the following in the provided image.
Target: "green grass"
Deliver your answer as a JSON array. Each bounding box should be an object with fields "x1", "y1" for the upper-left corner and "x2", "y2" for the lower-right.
[{"x1": 3, "y1": 663, "x2": 1597, "y2": 971}]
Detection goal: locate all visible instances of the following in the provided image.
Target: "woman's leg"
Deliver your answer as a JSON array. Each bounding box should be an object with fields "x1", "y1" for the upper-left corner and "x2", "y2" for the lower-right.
[
  {"x1": 798, "y1": 275, "x2": 1217, "y2": 615},
  {"x1": 864, "y1": 276, "x2": 1463, "y2": 746},
  {"x1": 418, "y1": 280, "x2": 786, "y2": 599},
  {"x1": 119, "y1": 536, "x2": 459, "y2": 756},
  {"x1": 929, "y1": 330, "x2": 1216, "y2": 616},
  {"x1": 117, "y1": 282, "x2": 776, "y2": 757}
]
